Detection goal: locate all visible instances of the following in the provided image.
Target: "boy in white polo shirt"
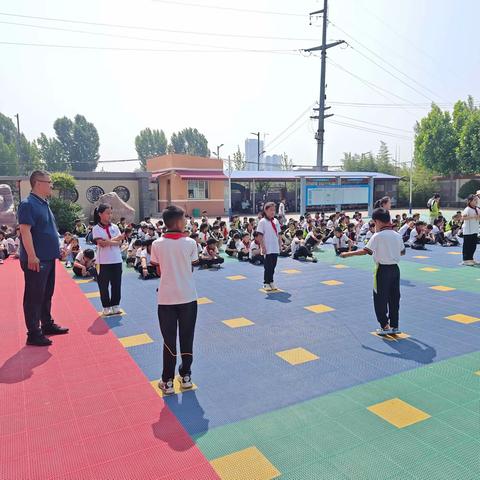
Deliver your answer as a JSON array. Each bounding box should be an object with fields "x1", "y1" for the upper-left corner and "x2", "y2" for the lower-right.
[
  {"x1": 150, "y1": 205, "x2": 199, "y2": 395},
  {"x1": 256, "y1": 202, "x2": 282, "y2": 291},
  {"x1": 340, "y1": 208, "x2": 405, "y2": 336}
]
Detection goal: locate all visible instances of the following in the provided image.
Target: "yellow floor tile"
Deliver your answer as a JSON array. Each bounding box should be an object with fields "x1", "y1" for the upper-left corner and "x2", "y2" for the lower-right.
[
  {"x1": 75, "y1": 279, "x2": 94, "y2": 284},
  {"x1": 198, "y1": 297, "x2": 213, "y2": 304},
  {"x1": 367, "y1": 398, "x2": 431, "y2": 428},
  {"x1": 226, "y1": 275, "x2": 247, "y2": 281},
  {"x1": 474, "y1": 370, "x2": 480, "y2": 376},
  {"x1": 85, "y1": 291, "x2": 100, "y2": 298},
  {"x1": 304, "y1": 304, "x2": 335, "y2": 314},
  {"x1": 223, "y1": 317, "x2": 255, "y2": 328},
  {"x1": 282, "y1": 269, "x2": 301, "y2": 274},
  {"x1": 321, "y1": 280, "x2": 344, "y2": 286},
  {"x1": 118, "y1": 333, "x2": 153, "y2": 348},
  {"x1": 413, "y1": 255, "x2": 430, "y2": 259},
  {"x1": 259, "y1": 288, "x2": 284, "y2": 293},
  {"x1": 445, "y1": 314, "x2": 480, "y2": 324},
  {"x1": 275, "y1": 347, "x2": 319, "y2": 365},
  {"x1": 447, "y1": 251, "x2": 462, "y2": 255},
  {"x1": 429, "y1": 285, "x2": 456, "y2": 292},
  {"x1": 332, "y1": 264, "x2": 348, "y2": 269},
  {"x1": 211, "y1": 446, "x2": 280, "y2": 480},
  {"x1": 150, "y1": 378, "x2": 197, "y2": 397},
  {"x1": 419, "y1": 267, "x2": 439, "y2": 272},
  {"x1": 370, "y1": 332, "x2": 411, "y2": 341}
]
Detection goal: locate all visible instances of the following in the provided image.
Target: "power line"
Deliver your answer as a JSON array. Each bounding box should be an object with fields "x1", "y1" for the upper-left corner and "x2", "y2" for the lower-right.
[
  {"x1": 328, "y1": 20, "x2": 446, "y2": 102},
  {"x1": 328, "y1": 119, "x2": 412, "y2": 140},
  {"x1": 329, "y1": 101, "x2": 469, "y2": 108},
  {"x1": 265, "y1": 118, "x2": 311, "y2": 153},
  {"x1": 334, "y1": 114, "x2": 413, "y2": 133},
  {"x1": 152, "y1": 0, "x2": 306, "y2": 17},
  {"x1": 0, "y1": 11, "x2": 316, "y2": 42},
  {"x1": 0, "y1": 40, "x2": 299, "y2": 55}
]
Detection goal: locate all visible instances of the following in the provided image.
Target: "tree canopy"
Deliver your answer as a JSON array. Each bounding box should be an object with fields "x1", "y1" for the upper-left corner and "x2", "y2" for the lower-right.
[
  {"x1": 169, "y1": 128, "x2": 210, "y2": 157},
  {"x1": 135, "y1": 128, "x2": 168, "y2": 170},
  {"x1": 341, "y1": 141, "x2": 397, "y2": 175}
]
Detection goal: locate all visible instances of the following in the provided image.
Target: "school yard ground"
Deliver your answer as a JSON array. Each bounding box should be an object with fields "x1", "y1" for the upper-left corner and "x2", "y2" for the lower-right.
[{"x1": 1, "y1": 240, "x2": 479, "y2": 479}]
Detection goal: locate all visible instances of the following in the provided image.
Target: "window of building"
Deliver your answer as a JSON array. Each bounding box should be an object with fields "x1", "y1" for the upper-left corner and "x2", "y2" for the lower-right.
[{"x1": 188, "y1": 180, "x2": 209, "y2": 199}]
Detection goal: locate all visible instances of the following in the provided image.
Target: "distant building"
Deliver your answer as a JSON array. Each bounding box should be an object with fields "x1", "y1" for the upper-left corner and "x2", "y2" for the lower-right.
[
  {"x1": 264, "y1": 154, "x2": 282, "y2": 171},
  {"x1": 245, "y1": 138, "x2": 264, "y2": 171}
]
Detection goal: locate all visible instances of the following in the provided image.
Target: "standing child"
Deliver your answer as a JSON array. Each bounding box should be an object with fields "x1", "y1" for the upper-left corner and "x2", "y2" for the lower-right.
[
  {"x1": 256, "y1": 202, "x2": 282, "y2": 291},
  {"x1": 92, "y1": 204, "x2": 124, "y2": 316},
  {"x1": 150, "y1": 205, "x2": 199, "y2": 395},
  {"x1": 461, "y1": 194, "x2": 480, "y2": 266},
  {"x1": 340, "y1": 208, "x2": 405, "y2": 335}
]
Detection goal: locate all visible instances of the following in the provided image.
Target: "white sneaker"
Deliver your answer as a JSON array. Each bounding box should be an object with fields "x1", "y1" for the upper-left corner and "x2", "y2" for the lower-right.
[
  {"x1": 269, "y1": 282, "x2": 278, "y2": 290},
  {"x1": 462, "y1": 260, "x2": 475, "y2": 266},
  {"x1": 102, "y1": 307, "x2": 113, "y2": 316},
  {"x1": 178, "y1": 375, "x2": 193, "y2": 389},
  {"x1": 158, "y1": 379, "x2": 175, "y2": 395},
  {"x1": 111, "y1": 306, "x2": 122, "y2": 315},
  {"x1": 0, "y1": 259, "x2": 3, "y2": 264},
  {"x1": 263, "y1": 283, "x2": 273, "y2": 291}
]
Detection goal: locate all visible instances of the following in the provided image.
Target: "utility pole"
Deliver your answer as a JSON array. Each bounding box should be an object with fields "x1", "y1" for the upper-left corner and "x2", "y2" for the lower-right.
[
  {"x1": 214, "y1": 143, "x2": 224, "y2": 161},
  {"x1": 304, "y1": 0, "x2": 345, "y2": 170},
  {"x1": 250, "y1": 132, "x2": 261, "y2": 171},
  {"x1": 14, "y1": 113, "x2": 22, "y2": 173}
]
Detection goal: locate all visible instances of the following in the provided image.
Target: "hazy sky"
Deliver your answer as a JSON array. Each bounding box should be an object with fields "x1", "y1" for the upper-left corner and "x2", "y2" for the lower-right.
[{"x1": 1, "y1": 0, "x2": 478, "y2": 172}]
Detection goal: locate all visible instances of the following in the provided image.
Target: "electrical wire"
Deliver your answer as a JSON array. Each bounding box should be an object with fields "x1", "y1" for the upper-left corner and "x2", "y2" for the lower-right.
[
  {"x1": 334, "y1": 115, "x2": 413, "y2": 134},
  {"x1": 328, "y1": 119, "x2": 412, "y2": 140},
  {"x1": 152, "y1": 0, "x2": 306, "y2": 17},
  {"x1": 0, "y1": 11, "x2": 316, "y2": 42},
  {"x1": 265, "y1": 118, "x2": 310, "y2": 153}
]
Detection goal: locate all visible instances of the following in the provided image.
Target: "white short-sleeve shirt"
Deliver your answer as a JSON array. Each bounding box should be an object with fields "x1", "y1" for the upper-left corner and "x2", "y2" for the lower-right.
[
  {"x1": 365, "y1": 229, "x2": 404, "y2": 265},
  {"x1": 150, "y1": 236, "x2": 198, "y2": 305},
  {"x1": 256, "y1": 217, "x2": 280, "y2": 254},
  {"x1": 92, "y1": 223, "x2": 122, "y2": 264},
  {"x1": 462, "y1": 207, "x2": 480, "y2": 235}
]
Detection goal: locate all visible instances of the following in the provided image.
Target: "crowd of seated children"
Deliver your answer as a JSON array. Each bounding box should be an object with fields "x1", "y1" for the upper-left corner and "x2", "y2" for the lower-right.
[
  {"x1": 0, "y1": 231, "x2": 8, "y2": 265},
  {"x1": 73, "y1": 218, "x2": 87, "y2": 237},
  {"x1": 73, "y1": 248, "x2": 97, "y2": 279},
  {"x1": 291, "y1": 229, "x2": 317, "y2": 262}
]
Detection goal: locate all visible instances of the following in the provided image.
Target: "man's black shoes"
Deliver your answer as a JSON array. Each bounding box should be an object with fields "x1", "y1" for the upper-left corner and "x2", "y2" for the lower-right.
[
  {"x1": 42, "y1": 323, "x2": 69, "y2": 335},
  {"x1": 26, "y1": 335, "x2": 52, "y2": 347}
]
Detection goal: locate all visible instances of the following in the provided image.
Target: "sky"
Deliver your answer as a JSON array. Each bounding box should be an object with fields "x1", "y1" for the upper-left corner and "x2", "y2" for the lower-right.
[{"x1": 1, "y1": 0, "x2": 478, "y2": 172}]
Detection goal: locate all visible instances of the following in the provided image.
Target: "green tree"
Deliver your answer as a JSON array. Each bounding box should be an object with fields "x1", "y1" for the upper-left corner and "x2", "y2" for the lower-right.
[
  {"x1": 232, "y1": 146, "x2": 246, "y2": 170},
  {"x1": 456, "y1": 109, "x2": 480, "y2": 174},
  {"x1": 280, "y1": 152, "x2": 293, "y2": 170},
  {"x1": 414, "y1": 103, "x2": 458, "y2": 174},
  {"x1": 42, "y1": 114, "x2": 100, "y2": 172},
  {"x1": 169, "y1": 128, "x2": 210, "y2": 157},
  {"x1": 341, "y1": 142, "x2": 397, "y2": 175},
  {"x1": 135, "y1": 128, "x2": 167, "y2": 170},
  {"x1": 49, "y1": 172, "x2": 83, "y2": 233},
  {"x1": 397, "y1": 163, "x2": 438, "y2": 206},
  {"x1": 0, "y1": 134, "x2": 18, "y2": 175},
  {"x1": 458, "y1": 179, "x2": 480, "y2": 199},
  {"x1": 36, "y1": 133, "x2": 69, "y2": 172}
]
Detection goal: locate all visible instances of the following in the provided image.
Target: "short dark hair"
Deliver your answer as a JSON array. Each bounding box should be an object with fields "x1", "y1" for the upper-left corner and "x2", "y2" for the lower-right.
[
  {"x1": 233, "y1": 233, "x2": 240, "y2": 239},
  {"x1": 143, "y1": 238, "x2": 154, "y2": 247},
  {"x1": 83, "y1": 249, "x2": 95, "y2": 260},
  {"x1": 334, "y1": 226, "x2": 343, "y2": 233},
  {"x1": 207, "y1": 238, "x2": 217, "y2": 246},
  {"x1": 415, "y1": 220, "x2": 426, "y2": 227},
  {"x1": 190, "y1": 233, "x2": 199, "y2": 239},
  {"x1": 295, "y1": 229, "x2": 304, "y2": 236},
  {"x1": 29, "y1": 170, "x2": 51, "y2": 188},
  {"x1": 371, "y1": 208, "x2": 391, "y2": 224},
  {"x1": 162, "y1": 205, "x2": 184, "y2": 229}
]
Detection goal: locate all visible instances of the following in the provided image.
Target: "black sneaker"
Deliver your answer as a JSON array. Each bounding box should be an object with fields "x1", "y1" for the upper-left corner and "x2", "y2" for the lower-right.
[
  {"x1": 26, "y1": 335, "x2": 52, "y2": 346},
  {"x1": 42, "y1": 323, "x2": 69, "y2": 335},
  {"x1": 179, "y1": 375, "x2": 193, "y2": 389}
]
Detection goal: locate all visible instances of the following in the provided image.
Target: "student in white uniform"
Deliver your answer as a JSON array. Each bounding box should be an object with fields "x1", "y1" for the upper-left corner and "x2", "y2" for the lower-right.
[
  {"x1": 461, "y1": 194, "x2": 480, "y2": 266},
  {"x1": 150, "y1": 205, "x2": 199, "y2": 396},
  {"x1": 92, "y1": 204, "x2": 124, "y2": 316},
  {"x1": 256, "y1": 202, "x2": 282, "y2": 291},
  {"x1": 340, "y1": 208, "x2": 405, "y2": 336}
]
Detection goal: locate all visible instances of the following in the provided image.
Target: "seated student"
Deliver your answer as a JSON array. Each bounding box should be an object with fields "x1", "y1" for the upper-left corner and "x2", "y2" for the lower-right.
[
  {"x1": 61, "y1": 231, "x2": 73, "y2": 261},
  {"x1": 156, "y1": 220, "x2": 164, "y2": 236},
  {"x1": 358, "y1": 220, "x2": 370, "y2": 241},
  {"x1": 73, "y1": 218, "x2": 87, "y2": 237},
  {"x1": 446, "y1": 212, "x2": 462, "y2": 232},
  {"x1": 219, "y1": 221, "x2": 228, "y2": 241},
  {"x1": 125, "y1": 237, "x2": 140, "y2": 267},
  {"x1": 249, "y1": 232, "x2": 264, "y2": 265},
  {"x1": 137, "y1": 239, "x2": 159, "y2": 279},
  {"x1": 201, "y1": 210, "x2": 208, "y2": 224},
  {"x1": 364, "y1": 222, "x2": 376, "y2": 243},
  {"x1": 305, "y1": 227, "x2": 323, "y2": 250},
  {"x1": 0, "y1": 231, "x2": 8, "y2": 264},
  {"x1": 279, "y1": 225, "x2": 291, "y2": 257},
  {"x1": 65, "y1": 236, "x2": 80, "y2": 268},
  {"x1": 408, "y1": 221, "x2": 428, "y2": 249},
  {"x1": 225, "y1": 233, "x2": 240, "y2": 257},
  {"x1": 190, "y1": 233, "x2": 203, "y2": 257},
  {"x1": 210, "y1": 224, "x2": 224, "y2": 248},
  {"x1": 200, "y1": 238, "x2": 224, "y2": 269},
  {"x1": 401, "y1": 212, "x2": 408, "y2": 224},
  {"x1": 391, "y1": 219, "x2": 400, "y2": 232},
  {"x1": 117, "y1": 217, "x2": 127, "y2": 233},
  {"x1": 399, "y1": 218, "x2": 414, "y2": 243},
  {"x1": 198, "y1": 223, "x2": 209, "y2": 246},
  {"x1": 137, "y1": 222, "x2": 149, "y2": 240},
  {"x1": 445, "y1": 224, "x2": 461, "y2": 246},
  {"x1": 432, "y1": 218, "x2": 447, "y2": 245},
  {"x1": 73, "y1": 248, "x2": 97, "y2": 278},
  {"x1": 291, "y1": 229, "x2": 317, "y2": 262},
  {"x1": 120, "y1": 227, "x2": 134, "y2": 260},
  {"x1": 424, "y1": 225, "x2": 436, "y2": 244},
  {"x1": 237, "y1": 233, "x2": 251, "y2": 262},
  {"x1": 333, "y1": 226, "x2": 357, "y2": 255},
  {"x1": 346, "y1": 223, "x2": 358, "y2": 245},
  {"x1": 85, "y1": 221, "x2": 95, "y2": 244},
  {"x1": 145, "y1": 225, "x2": 159, "y2": 241},
  {"x1": 244, "y1": 222, "x2": 255, "y2": 239},
  {"x1": 6, "y1": 226, "x2": 20, "y2": 258}
]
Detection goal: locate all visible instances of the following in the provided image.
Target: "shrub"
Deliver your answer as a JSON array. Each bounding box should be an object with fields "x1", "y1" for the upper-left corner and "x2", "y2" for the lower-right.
[
  {"x1": 458, "y1": 179, "x2": 480, "y2": 199},
  {"x1": 49, "y1": 197, "x2": 83, "y2": 234}
]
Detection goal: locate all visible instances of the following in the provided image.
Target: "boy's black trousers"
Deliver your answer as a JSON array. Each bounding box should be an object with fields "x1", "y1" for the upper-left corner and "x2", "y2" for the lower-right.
[
  {"x1": 158, "y1": 301, "x2": 197, "y2": 382},
  {"x1": 373, "y1": 264, "x2": 400, "y2": 329}
]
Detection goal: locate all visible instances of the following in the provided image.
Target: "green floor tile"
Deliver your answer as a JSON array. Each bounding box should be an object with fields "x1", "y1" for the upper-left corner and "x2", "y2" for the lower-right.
[
  {"x1": 405, "y1": 453, "x2": 478, "y2": 480},
  {"x1": 407, "y1": 418, "x2": 471, "y2": 451},
  {"x1": 441, "y1": 439, "x2": 480, "y2": 471},
  {"x1": 279, "y1": 460, "x2": 350, "y2": 480},
  {"x1": 426, "y1": 380, "x2": 478, "y2": 406},
  {"x1": 399, "y1": 389, "x2": 457, "y2": 415},
  {"x1": 435, "y1": 407, "x2": 480, "y2": 439}
]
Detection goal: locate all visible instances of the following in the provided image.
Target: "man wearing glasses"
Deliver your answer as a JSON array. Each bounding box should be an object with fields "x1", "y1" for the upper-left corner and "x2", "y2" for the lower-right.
[{"x1": 18, "y1": 170, "x2": 69, "y2": 346}]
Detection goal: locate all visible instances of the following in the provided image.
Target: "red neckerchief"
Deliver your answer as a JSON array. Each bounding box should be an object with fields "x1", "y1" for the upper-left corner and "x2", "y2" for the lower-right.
[
  {"x1": 163, "y1": 231, "x2": 186, "y2": 240},
  {"x1": 98, "y1": 222, "x2": 112, "y2": 239},
  {"x1": 268, "y1": 218, "x2": 278, "y2": 235},
  {"x1": 380, "y1": 224, "x2": 394, "y2": 231}
]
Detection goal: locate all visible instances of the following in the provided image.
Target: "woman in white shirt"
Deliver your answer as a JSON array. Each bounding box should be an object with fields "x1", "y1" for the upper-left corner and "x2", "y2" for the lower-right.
[
  {"x1": 461, "y1": 194, "x2": 480, "y2": 266},
  {"x1": 92, "y1": 204, "x2": 125, "y2": 315}
]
